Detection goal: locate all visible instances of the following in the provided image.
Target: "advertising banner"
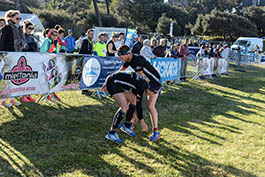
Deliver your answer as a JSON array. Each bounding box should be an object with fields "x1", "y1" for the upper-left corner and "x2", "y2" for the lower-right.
[
  {"x1": 125, "y1": 29, "x2": 137, "y2": 48},
  {"x1": 80, "y1": 56, "x2": 123, "y2": 89},
  {"x1": 201, "y1": 57, "x2": 214, "y2": 76},
  {"x1": 0, "y1": 52, "x2": 84, "y2": 99},
  {"x1": 218, "y1": 59, "x2": 228, "y2": 74},
  {"x1": 151, "y1": 57, "x2": 180, "y2": 82}
]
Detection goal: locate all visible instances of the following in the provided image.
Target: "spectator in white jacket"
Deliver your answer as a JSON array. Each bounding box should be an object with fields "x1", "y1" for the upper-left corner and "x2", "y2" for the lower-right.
[{"x1": 140, "y1": 39, "x2": 155, "y2": 62}]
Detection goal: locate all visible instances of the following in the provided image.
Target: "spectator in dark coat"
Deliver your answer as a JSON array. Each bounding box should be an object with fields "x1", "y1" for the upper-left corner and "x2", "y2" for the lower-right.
[
  {"x1": 23, "y1": 20, "x2": 38, "y2": 52},
  {"x1": 0, "y1": 10, "x2": 27, "y2": 51},
  {"x1": 131, "y1": 36, "x2": 143, "y2": 54},
  {"x1": 79, "y1": 29, "x2": 94, "y2": 55},
  {"x1": 152, "y1": 39, "x2": 166, "y2": 57},
  {"x1": 0, "y1": 17, "x2": 6, "y2": 39}
]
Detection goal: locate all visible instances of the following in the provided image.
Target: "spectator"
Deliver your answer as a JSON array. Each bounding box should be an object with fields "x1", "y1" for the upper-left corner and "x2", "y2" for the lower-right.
[
  {"x1": 103, "y1": 32, "x2": 109, "y2": 43},
  {"x1": 165, "y1": 45, "x2": 178, "y2": 59},
  {"x1": 107, "y1": 33, "x2": 119, "y2": 56},
  {"x1": 79, "y1": 29, "x2": 94, "y2": 96},
  {"x1": 23, "y1": 20, "x2": 38, "y2": 52},
  {"x1": 40, "y1": 29, "x2": 58, "y2": 53},
  {"x1": 140, "y1": 39, "x2": 155, "y2": 62},
  {"x1": 179, "y1": 39, "x2": 189, "y2": 81},
  {"x1": 152, "y1": 39, "x2": 166, "y2": 57},
  {"x1": 75, "y1": 32, "x2": 86, "y2": 51},
  {"x1": 131, "y1": 36, "x2": 143, "y2": 54},
  {"x1": 0, "y1": 10, "x2": 27, "y2": 52},
  {"x1": 151, "y1": 38, "x2": 158, "y2": 49},
  {"x1": 0, "y1": 17, "x2": 6, "y2": 38},
  {"x1": 0, "y1": 10, "x2": 26, "y2": 107},
  {"x1": 115, "y1": 32, "x2": 125, "y2": 49},
  {"x1": 56, "y1": 28, "x2": 67, "y2": 53},
  {"x1": 196, "y1": 45, "x2": 206, "y2": 58},
  {"x1": 43, "y1": 28, "x2": 50, "y2": 38},
  {"x1": 54, "y1": 24, "x2": 62, "y2": 31},
  {"x1": 65, "y1": 29, "x2": 75, "y2": 53},
  {"x1": 93, "y1": 33, "x2": 107, "y2": 56},
  {"x1": 79, "y1": 29, "x2": 94, "y2": 55}
]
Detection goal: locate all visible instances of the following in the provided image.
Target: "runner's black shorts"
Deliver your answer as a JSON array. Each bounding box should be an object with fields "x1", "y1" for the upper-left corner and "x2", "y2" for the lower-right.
[{"x1": 106, "y1": 77, "x2": 128, "y2": 97}]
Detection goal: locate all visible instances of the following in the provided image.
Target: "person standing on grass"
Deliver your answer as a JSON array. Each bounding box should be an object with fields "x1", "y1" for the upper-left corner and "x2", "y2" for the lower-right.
[
  {"x1": 20, "y1": 20, "x2": 38, "y2": 103},
  {"x1": 79, "y1": 29, "x2": 94, "y2": 97},
  {"x1": 65, "y1": 29, "x2": 75, "y2": 53},
  {"x1": 0, "y1": 10, "x2": 28, "y2": 107},
  {"x1": 179, "y1": 39, "x2": 189, "y2": 81},
  {"x1": 40, "y1": 29, "x2": 61, "y2": 101},
  {"x1": 117, "y1": 45, "x2": 162, "y2": 142}
]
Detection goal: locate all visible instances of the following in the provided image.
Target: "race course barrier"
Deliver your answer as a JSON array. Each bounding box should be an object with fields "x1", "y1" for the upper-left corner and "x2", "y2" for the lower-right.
[{"x1": 0, "y1": 52, "x2": 181, "y2": 99}]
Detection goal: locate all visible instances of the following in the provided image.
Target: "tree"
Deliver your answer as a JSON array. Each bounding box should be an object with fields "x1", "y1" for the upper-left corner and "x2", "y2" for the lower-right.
[
  {"x1": 92, "y1": 0, "x2": 102, "y2": 27},
  {"x1": 156, "y1": 13, "x2": 181, "y2": 36},
  {"x1": 246, "y1": 6, "x2": 265, "y2": 36},
  {"x1": 191, "y1": 10, "x2": 258, "y2": 40}
]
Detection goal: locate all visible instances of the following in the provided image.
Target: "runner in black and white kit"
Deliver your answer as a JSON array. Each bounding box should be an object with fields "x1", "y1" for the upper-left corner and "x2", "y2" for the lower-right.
[
  {"x1": 117, "y1": 45, "x2": 162, "y2": 141},
  {"x1": 101, "y1": 71, "x2": 148, "y2": 143}
]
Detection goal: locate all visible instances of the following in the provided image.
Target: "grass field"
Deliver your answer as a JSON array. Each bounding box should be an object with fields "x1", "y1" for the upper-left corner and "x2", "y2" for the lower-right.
[{"x1": 0, "y1": 64, "x2": 265, "y2": 177}]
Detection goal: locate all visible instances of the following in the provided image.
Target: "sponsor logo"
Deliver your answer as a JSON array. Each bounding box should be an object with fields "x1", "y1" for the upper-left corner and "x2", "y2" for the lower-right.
[
  {"x1": 4, "y1": 56, "x2": 38, "y2": 85},
  {"x1": 82, "y1": 58, "x2": 101, "y2": 87}
]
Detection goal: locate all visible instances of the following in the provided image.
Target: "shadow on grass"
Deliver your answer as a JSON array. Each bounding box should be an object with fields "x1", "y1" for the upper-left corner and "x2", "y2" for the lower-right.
[{"x1": 0, "y1": 65, "x2": 264, "y2": 176}]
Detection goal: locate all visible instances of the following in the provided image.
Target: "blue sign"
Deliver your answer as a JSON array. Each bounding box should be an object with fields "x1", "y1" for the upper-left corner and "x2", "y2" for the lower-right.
[
  {"x1": 151, "y1": 58, "x2": 180, "y2": 82},
  {"x1": 189, "y1": 47, "x2": 200, "y2": 56},
  {"x1": 80, "y1": 56, "x2": 123, "y2": 89},
  {"x1": 125, "y1": 29, "x2": 137, "y2": 48}
]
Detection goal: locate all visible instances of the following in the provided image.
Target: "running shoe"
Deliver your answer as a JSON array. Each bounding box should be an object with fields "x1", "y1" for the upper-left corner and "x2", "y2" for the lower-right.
[
  {"x1": 53, "y1": 93, "x2": 60, "y2": 101},
  {"x1": 120, "y1": 124, "x2": 136, "y2": 137},
  {"x1": 105, "y1": 132, "x2": 123, "y2": 143},
  {"x1": 10, "y1": 98, "x2": 21, "y2": 106},
  {"x1": 149, "y1": 131, "x2": 161, "y2": 142},
  {"x1": 21, "y1": 96, "x2": 30, "y2": 103},
  {"x1": 1, "y1": 99, "x2": 12, "y2": 108},
  {"x1": 28, "y1": 95, "x2": 36, "y2": 102}
]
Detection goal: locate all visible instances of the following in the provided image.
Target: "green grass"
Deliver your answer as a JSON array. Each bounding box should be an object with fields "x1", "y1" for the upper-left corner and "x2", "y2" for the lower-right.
[{"x1": 1, "y1": 64, "x2": 265, "y2": 177}]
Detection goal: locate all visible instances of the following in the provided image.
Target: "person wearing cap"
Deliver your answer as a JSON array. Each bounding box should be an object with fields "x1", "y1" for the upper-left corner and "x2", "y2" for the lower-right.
[
  {"x1": 101, "y1": 72, "x2": 148, "y2": 143},
  {"x1": 93, "y1": 33, "x2": 107, "y2": 57},
  {"x1": 117, "y1": 45, "x2": 162, "y2": 141},
  {"x1": 107, "y1": 33, "x2": 119, "y2": 57},
  {"x1": 65, "y1": 29, "x2": 75, "y2": 53}
]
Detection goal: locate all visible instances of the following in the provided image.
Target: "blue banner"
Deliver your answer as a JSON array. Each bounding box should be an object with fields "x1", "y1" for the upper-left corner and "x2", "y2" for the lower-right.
[
  {"x1": 125, "y1": 29, "x2": 137, "y2": 48},
  {"x1": 151, "y1": 58, "x2": 180, "y2": 82},
  {"x1": 80, "y1": 56, "x2": 123, "y2": 89}
]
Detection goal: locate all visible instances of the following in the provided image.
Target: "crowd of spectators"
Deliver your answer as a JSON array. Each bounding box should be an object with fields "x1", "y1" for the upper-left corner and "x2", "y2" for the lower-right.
[{"x1": 0, "y1": 9, "x2": 231, "y2": 107}]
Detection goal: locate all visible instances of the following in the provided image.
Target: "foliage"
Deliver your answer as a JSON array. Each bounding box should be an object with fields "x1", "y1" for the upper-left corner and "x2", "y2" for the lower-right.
[
  {"x1": 246, "y1": 6, "x2": 265, "y2": 37},
  {"x1": 191, "y1": 10, "x2": 258, "y2": 40},
  {"x1": 156, "y1": 14, "x2": 182, "y2": 36}
]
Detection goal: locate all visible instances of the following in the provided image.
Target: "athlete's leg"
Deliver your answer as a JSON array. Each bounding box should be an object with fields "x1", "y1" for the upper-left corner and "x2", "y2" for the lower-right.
[
  {"x1": 110, "y1": 93, "x2": 129, "y2": 132},
  {"x1": 123, "y1": 92, "x2": 136, "y2": 128},
  {"x1": 147, "y1": 92, "x2": 159, "y2": 130}
]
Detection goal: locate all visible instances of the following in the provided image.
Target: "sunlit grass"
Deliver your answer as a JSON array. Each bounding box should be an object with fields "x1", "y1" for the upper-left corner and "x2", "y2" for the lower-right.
[{"x1": 0, "y1": 64, "x2": 265, "y2": 176}]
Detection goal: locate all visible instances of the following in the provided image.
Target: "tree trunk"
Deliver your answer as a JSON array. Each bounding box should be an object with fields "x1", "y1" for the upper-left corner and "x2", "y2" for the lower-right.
[
  {"x1": 105, "y1": 0, "x2": 110, "y2": 15},
  {"x1": 14, "y1": 0, "x2": 20, "y2": 11},
  {"x1": 93, "y1": 0, "x2": 103, "y2": 27}
]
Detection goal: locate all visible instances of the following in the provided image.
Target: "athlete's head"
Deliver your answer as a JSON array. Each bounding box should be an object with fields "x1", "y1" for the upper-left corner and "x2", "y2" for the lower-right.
[{"x1": 117, "y1": 45, "x2": 132, "y2": 62}]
